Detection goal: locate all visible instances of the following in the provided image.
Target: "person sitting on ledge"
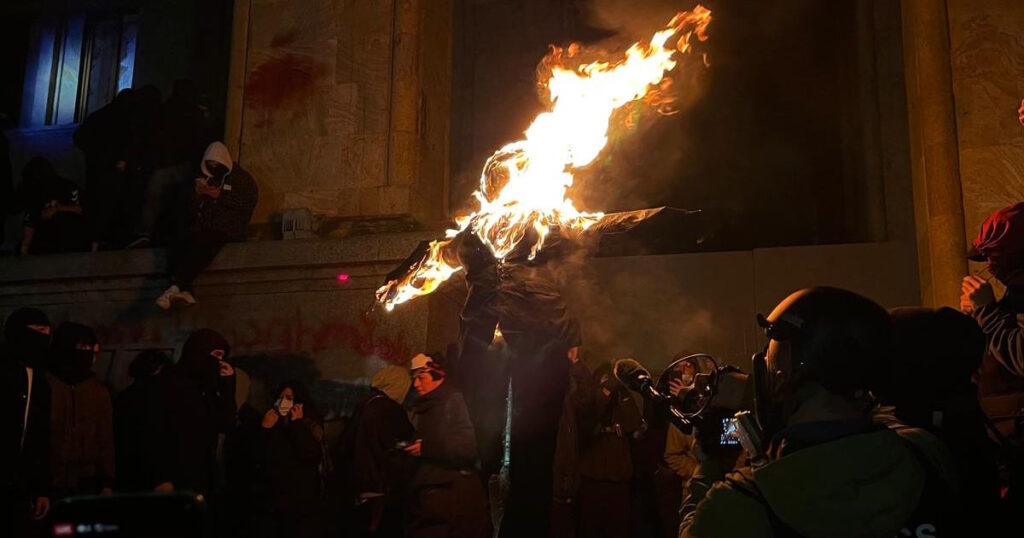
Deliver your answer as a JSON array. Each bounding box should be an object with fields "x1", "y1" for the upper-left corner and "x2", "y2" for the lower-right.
[{"x1": 156, "y1": 141, "x2": 257, "y2": 310}]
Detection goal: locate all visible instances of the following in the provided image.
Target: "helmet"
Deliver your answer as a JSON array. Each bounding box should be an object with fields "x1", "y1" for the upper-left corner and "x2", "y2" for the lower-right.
[{"x1": 758, "y1": 287, "x2": 891, "y2": 397}]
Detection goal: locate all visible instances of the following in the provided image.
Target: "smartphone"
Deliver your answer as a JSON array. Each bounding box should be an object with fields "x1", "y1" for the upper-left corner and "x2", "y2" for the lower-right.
[
  {"x1": 719, "y1": 416, "x2": 741, "y2": 446},
  {"x1": 51, "y1": 492, "x2": 206, "y2": 537}
]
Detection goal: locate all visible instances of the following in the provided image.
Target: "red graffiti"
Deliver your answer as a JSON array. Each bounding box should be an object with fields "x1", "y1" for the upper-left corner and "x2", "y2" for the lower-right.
[
  {"x1": 94, "y1": 311, "x2": 411, "y2": 365},
  {"x1": 232, "y1": 311, "x2": 410, "y2": 364},
  {"x1": 245, "y1": 54, "x2": 323, "y2": 109}
]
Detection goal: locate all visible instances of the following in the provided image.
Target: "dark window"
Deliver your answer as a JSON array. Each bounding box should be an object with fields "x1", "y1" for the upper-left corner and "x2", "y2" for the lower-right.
[{"x1": 19, "y1": 14, "x2": 138, "y2": 128}]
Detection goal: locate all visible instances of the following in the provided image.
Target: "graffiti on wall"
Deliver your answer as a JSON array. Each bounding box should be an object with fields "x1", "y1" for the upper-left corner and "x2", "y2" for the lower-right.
[{"x1": 94, "y1": 310, "x2": 411, "y2": 365}]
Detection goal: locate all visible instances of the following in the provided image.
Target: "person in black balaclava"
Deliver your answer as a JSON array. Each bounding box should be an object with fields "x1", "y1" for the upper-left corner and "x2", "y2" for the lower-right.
[
  {"x1": 145, "y1": 329, "x2": 236, "y2": 496},
  {"x1": 114, "y1": 350, "x2": 171, "y2": 491},
  {"x1": 46, "y1": 322, "x2": 115, "y2": 498},
  {"x1": 0, "y1": 308, "x2": 53, "y2": 532}
]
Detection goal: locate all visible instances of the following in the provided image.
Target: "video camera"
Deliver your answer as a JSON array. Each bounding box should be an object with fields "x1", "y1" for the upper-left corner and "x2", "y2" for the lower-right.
[{"x1": 614, "y1": 354, "x2": 763, "y2": 459}]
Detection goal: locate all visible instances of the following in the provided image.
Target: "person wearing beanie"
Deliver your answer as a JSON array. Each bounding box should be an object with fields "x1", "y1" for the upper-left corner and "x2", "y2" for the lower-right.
[
  {"x1": 404, "y1": 353, "x2": 490, "y2": 538},
  {"x1": 333, "y1": 364, "x2": 414, "y2": 537},
  {"x1": 0, "y1": 308, "x2": 53, "y2": 530},
  {"x1": 45, "y1": 323, "x2": 115, "y2": 498},
  {"x1": 144, "y1": 329, "x2": 236, "y2": 495}
]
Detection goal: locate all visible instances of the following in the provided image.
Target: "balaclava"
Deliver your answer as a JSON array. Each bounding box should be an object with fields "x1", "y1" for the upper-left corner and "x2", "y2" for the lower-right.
[
  {"x1": 2, "y1": 307, "x2": 51, "y2": 368},
  {"x1": 49, "y1": 322, "x2": 98, "y2": 385},
  {"x1": 178, "y1": 329, "x2": 230, "y2": 393}
]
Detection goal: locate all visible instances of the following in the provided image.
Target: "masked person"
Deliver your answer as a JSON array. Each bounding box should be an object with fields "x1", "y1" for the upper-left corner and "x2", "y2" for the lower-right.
[
  {"x1": 146, "y1": 329, "x2": 236, "y2": 496},
  {"x1": 679, "y1": 287, "x2": 960, "y2": 538},
  {"x1": 46, "y1": 323, "x2": 115, "y2": 498},
  {"x1": 404, "y1": 353, "x2": 490, "y2": 538},
  {"x1": 574, "y1": 361, "x2": 642, "y2": 538},
  {"x1": 333, "y1": 365, "x2": 414, "y2": 538},
  {"x1": 114, "y1": 350, "x2": 171, "y2": 491},
  {"x1": 156, "y1": 142, "x2": 258, "y2": 309},
  {"x1": 0, "y1": 308, "x2": 53, "y2": 532},
  {"x1": 18, "y1": 157, "x2": 90, "y2": 255},
  {"x1": 258, "y1": 381, "x2": 326, "y2": 538}
]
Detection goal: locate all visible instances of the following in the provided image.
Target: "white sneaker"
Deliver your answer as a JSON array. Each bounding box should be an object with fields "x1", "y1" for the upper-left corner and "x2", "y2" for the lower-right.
[
  {"x1": 156, "y1": 285, "x2": 180, "y2": 310},
  {"x1": 172, "y1": 290, "x2": 197, "y2": 308}
]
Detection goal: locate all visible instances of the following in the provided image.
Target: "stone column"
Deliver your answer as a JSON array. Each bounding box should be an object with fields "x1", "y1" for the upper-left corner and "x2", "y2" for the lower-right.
[
  {"x1": 901, "y1": 0, "x2": 967, "y2": 307},
  {"x1": 388, "y1": 0, "x2": 422, "y2": 197},
  {"x1": 223, "y1": 0, "x2": 251, "y2": 158}
]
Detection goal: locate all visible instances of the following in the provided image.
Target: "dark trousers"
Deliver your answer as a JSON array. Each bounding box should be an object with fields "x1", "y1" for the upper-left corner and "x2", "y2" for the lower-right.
[
  {"x1": 169, "y1": 230, "x2": 227, "y2": 291},
  {"x1": 577, "y1": 478, "x2": 631, "y2": 538},
  {"x1": 458, "y1": 316, "x2": 570, "y2": 538}
]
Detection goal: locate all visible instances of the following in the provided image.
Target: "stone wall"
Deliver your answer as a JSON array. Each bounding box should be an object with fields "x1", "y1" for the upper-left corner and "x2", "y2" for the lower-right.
[
  {"x1": 947, "y1": 0, "x2": 1024, "y2": 243},
  {"x1": 237, "y1": 0, "x2": 452, "y2": 226}
]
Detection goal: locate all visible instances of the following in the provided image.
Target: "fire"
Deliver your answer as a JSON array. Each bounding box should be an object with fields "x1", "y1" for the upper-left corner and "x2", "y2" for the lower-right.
[{"x1": 377, "y1": 6, "x2": 712, "y2": 311}]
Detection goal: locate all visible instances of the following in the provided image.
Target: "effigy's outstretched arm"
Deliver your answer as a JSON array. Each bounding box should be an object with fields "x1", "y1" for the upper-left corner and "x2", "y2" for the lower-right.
[{"x1": 376, "y1": 236, "x2": 463, "y2": 311}]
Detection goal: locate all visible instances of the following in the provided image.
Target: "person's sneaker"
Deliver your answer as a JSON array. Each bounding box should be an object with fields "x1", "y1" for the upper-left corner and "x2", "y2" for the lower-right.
[
  {"x1": 156, "y1": 285, "x2": 180, "y2": 310},
  {"x1": 172, "y1": 290, "x2": 197, "y2": 308},
  {"x1": 125, "y1": 235, "x2": 151, "y2": 250}
]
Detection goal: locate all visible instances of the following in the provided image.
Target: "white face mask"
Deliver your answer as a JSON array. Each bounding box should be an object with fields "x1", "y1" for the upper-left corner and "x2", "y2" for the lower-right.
[{"x1": 275, "y1": 397, "x2": 294, "y2": 416}]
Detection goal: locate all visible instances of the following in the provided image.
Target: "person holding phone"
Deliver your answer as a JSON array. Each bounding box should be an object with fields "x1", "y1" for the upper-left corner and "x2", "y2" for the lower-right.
[
  {"x1": 156, "y1": 141, "x2": 257, "y2": 310},
  {"x1": 145, "y1": 329, "x2": 236, "y2": 497},
  {"x1": 259, "y1": 381, "x2": 325, "y2": 538},
  {"x1": 404, "y1": 353, "x2": 489, "y2": 538}
]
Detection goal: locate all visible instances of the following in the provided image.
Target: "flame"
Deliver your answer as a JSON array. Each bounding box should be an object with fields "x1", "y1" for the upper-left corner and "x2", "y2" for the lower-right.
[{"x1": 378, "y1": 6, "x2": 711, "y2": 311}]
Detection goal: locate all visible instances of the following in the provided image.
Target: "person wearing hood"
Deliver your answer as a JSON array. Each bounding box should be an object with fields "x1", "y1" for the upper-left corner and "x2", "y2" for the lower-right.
[
  {"x1": 333, "y1": 365, "x2": 414, "y2": 537},
  {"x1": 679, "y1": 288, "x2": 960, "y2": 538},
  {"x1": 404, "y1": 353, "x2": 490, "y2": 538},
  {"x1": 258, "y1": 381, "x2": 326, "y2": 538},
  {"x1": 114, "y1": 350, "x2": 170, "y2": 491},
  {"x1": 45, "y1": 322, "x2": 115, "y2": 498},
  {"x1": 145, "y1": 329, "x2": 237, "y2": 495},
  {"x1": 156, "y1": 141, "x2": 258, "y2": 310},
  {"x1": 73, "y1": 88, "x2": 136, "y2": 248},
  {"x1": 573, "y1": 360, "x2": 642, "y2": 538},
  {"x1": 18, "y1": 156, "x2": 90, "y2": 255},
  {"x1": 1, "y1": 308, "x2": 53, "y2": 530}
]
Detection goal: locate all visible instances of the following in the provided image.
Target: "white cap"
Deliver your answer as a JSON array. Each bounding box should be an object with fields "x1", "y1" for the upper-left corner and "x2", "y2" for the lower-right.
[{"x1": 410, "y1": 353, "x2": 440, "y2": 372}]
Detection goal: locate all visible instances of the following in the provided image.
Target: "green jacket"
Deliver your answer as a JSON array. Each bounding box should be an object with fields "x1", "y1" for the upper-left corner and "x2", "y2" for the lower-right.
[{"x1": 680, "y1": 427, "x2": 944, "y2": 538}]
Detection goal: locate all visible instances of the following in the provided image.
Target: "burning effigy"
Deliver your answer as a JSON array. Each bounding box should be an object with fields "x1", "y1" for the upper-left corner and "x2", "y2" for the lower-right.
[{"x1": 375, "y1": 5, "x2": 712, "y2": 533}]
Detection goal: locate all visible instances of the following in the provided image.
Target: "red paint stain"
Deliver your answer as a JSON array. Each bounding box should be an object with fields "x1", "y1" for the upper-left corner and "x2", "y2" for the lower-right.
[
  {"x1": 246, "y1": 54, "x2": 323, "y2": 109},
  {"x1": 270, "y1": 30, "x2": 299, "y2": 48}
]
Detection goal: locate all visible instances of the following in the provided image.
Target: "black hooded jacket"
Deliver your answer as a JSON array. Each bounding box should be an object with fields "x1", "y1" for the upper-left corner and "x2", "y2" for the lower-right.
[
  {"x1": 0, "y1": 308, "x2": 51, "y2": 499},
  {"x1": 260, "y1": 382, "x2": 324, "y2": 516},
  {"x1": 45, "y1": 323, "x2": 115, "y2": 494},
  {"x1": 145, "y1": 329, "x2": 236, "y2": 492}
]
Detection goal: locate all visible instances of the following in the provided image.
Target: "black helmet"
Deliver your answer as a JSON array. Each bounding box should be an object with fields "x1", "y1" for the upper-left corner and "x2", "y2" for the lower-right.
[{"x1": 758, "y1": 287, "x2": 891, "y2": 397}]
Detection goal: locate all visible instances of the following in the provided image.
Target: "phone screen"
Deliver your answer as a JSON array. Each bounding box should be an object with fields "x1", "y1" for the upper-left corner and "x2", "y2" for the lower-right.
[
  {"x1": 719, "y1": 417, "x2": 741, "y2": 446},
  {"x1": 51, "y1": 493, "x2": 206, "y2": 537}
]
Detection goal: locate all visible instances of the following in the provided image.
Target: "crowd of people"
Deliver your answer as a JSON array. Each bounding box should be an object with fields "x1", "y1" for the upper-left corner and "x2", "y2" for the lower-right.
[
  {"x1": 2, "y1": 81, "x2": 258, "y2": 311},
  {"x1": 4, "y1": 192, "x2": 1024, "y2": 537},
  {"x1": 4, "y1": 105, "x2": 1024, "y2": 538}
]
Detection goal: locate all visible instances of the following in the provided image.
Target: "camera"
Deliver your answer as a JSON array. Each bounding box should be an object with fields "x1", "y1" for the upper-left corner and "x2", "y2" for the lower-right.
[{"x1": 615, "y1": 354, "x2": 763, "y2": 458}]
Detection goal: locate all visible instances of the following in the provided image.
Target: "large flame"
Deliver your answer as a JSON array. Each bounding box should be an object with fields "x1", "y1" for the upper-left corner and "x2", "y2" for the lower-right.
[{"x1": 378, "y1": 6, "x2": 711, "y2": 311}]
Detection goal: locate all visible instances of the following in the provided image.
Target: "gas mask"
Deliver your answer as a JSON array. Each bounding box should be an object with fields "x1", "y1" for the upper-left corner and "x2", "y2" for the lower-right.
[{"x1": 751, "y1": 313, "x2": 803, "y2": 445}]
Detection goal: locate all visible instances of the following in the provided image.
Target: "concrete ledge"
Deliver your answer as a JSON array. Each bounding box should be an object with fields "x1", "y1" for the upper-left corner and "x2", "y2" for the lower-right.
[{"x1": 0, "y1": 232, "x2": 438, "y2": 284}]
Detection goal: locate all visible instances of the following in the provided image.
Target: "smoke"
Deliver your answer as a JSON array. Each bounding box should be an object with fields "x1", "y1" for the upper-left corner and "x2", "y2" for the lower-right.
[
  {"x1": 565, "y1": 0, "x2": 714, "y2": 215},
  {"x1": 552, "y1": 245, "x2": 727, "y2": 373}
]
